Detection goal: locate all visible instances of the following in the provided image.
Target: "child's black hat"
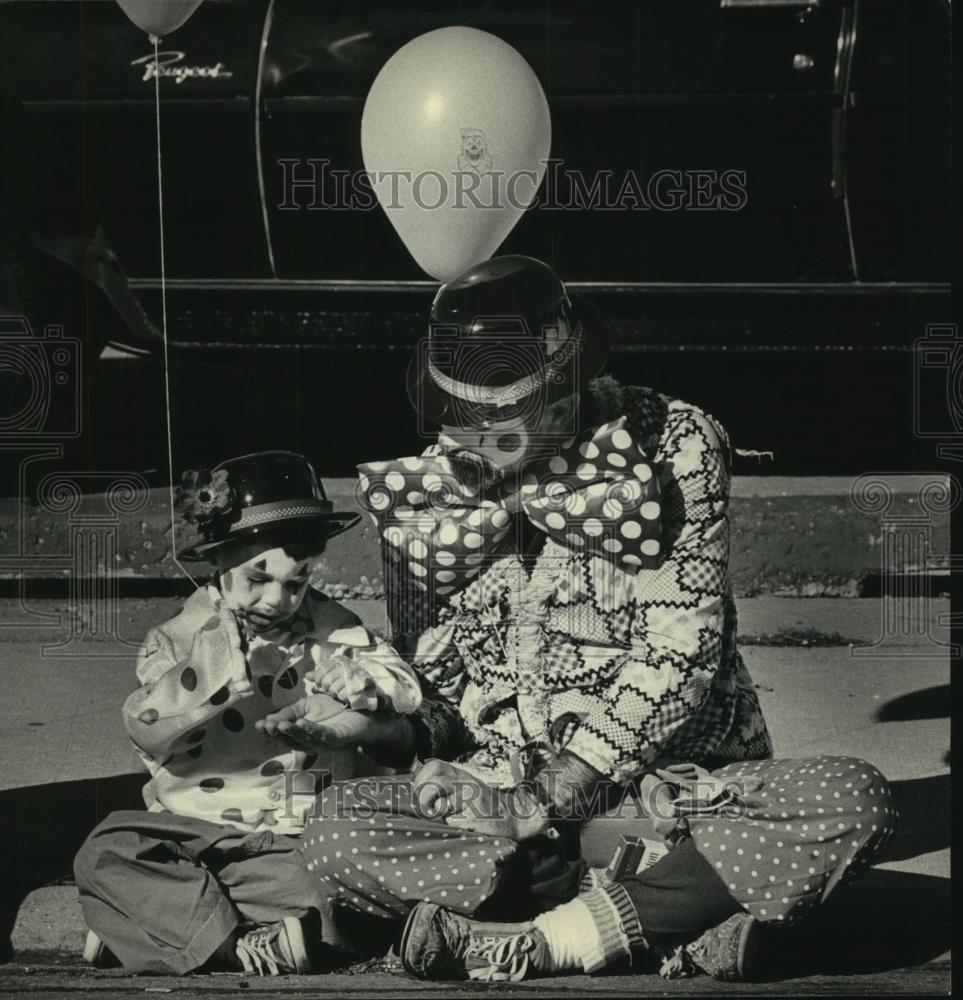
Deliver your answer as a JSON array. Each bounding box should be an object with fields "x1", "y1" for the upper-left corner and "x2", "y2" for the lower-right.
[{"x1": 175, "y1": 450, "x2": 360, "y2": 561}]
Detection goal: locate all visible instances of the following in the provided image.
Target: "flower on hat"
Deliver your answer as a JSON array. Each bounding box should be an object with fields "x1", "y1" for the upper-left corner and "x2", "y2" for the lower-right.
[{"x1": 174, "y1": 468, "x2": 234, "y2": 526}]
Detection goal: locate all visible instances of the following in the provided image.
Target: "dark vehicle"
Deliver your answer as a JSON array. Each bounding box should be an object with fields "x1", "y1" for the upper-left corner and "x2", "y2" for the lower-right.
[{"x1": 0, "y1": 0, "x2": 952, "y2": 475}]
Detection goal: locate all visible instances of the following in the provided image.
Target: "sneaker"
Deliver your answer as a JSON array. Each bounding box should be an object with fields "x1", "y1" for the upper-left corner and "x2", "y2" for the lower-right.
[
  {"x1": 401, "y1": 901, "x2": 545, "y2": 982},
  {"x1": 82, "y1": 929, "x2": 119, "y2": 968},
  {"x1": 234, "y1": 917, "x2": 310, "y2": 976},
  {"x1": 659, "y1": 912, "x2": 761, "y2": 982}
]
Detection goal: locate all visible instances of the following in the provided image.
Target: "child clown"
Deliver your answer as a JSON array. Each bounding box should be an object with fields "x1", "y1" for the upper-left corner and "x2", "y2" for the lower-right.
[{"x1": 74, "y1": 451, "x2": 421, "y2": 977}]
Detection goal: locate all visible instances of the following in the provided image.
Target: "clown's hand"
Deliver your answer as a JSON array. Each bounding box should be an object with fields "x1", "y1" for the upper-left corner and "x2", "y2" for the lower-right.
[{"x1": 443, "y1": 781, "x2": 553, "y2": 843}]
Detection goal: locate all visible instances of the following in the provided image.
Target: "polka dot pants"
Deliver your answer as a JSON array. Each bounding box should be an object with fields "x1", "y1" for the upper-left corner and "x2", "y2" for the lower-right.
[
  {"x1": 301, "y1": 757, "x2": 898, "y2": 948},
  {"x1": 301, "y1": 776, "x2": 516, "y2": 924},
  {"x1": 689, "y1": 755, "x2": 898, "y2": 927}
]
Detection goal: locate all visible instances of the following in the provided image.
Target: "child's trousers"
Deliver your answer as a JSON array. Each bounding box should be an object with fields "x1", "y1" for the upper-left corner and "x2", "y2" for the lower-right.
[{"x1": 74, "y1": 810, "x2": 324, "y2": 974}]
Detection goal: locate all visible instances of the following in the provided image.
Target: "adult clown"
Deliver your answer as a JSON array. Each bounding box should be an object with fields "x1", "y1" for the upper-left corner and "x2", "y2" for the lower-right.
[{"x1": 269, "y1": 256, "x2": 896, "y2": 981}]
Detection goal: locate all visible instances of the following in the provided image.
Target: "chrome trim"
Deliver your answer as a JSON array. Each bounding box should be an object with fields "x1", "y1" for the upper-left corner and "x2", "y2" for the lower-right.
[
  {"x1": 832, "y1": 0, "x2": 858, "y2": 95},
  {"x1": 127, "y1": 278, "x2": 949, "y2": 295},
  {"x1": 262, "y1": 93, "x2": 841, "y2": 111},
  {"x1": 721, "y1": 0, "x2": 820, "y2": 7},
  {"x1": 832, "y1": 0, "x2": 859, "y2": 279},
  {"x1": 254, "y1": 0, "x2": 277, "y2": 279}
]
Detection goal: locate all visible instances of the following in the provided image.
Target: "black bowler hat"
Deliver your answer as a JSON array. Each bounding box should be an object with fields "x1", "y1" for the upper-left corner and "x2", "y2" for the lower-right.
[
  {"x1": 406, "y1": 255, "x2": 609, "y2": 426},
  {"x1": 175, "y1": 450, "x2": 360, "y2": 561}
]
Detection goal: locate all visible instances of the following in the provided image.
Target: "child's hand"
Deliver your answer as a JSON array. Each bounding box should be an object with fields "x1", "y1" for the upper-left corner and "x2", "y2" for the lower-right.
[
  {"x1": 255, "y1": 692, "x2": 341, "y2": 743},
  {"x1": 308, "y1": 654, "x2": 381, "y2": 713},
  {"x1": 255, "y1": 693, "x2": 377, "y2": 750}
]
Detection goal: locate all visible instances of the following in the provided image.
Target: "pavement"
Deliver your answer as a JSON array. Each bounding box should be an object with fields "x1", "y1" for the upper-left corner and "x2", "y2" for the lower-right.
[
  {"x1": 0, "y1": 592, "x2": 951, "y2": 995},
  {"x1": 0, "y1": 475, "x2": 952, "y2": 597}
]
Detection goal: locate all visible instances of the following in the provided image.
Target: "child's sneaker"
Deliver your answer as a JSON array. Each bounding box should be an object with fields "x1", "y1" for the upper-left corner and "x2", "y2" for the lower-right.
[
  {"x1": 82, "y1": 929, "x2": 119, "y2": 968},
  {"x1": 234, "y1": 917, "x2": 310, "y2": 975}
]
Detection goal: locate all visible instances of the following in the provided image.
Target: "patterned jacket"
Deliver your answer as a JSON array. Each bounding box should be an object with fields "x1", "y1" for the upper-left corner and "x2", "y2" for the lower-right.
[
  {"x1": 370, "y1": 379, "x2": 773, "y2": 787},
  {"x1": 124, "y1": 585, "x2": 421, "y2": 834}
]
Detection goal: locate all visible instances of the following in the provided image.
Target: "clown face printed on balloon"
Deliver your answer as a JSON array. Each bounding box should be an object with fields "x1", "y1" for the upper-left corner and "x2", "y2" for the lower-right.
[{"x1": 458, "y1": 128, "x2": 493, "y2": 175}]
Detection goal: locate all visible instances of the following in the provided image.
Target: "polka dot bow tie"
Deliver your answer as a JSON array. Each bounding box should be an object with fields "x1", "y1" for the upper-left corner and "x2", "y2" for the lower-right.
[{"x1": 358, "y1": 417, "x2": 662, "y2": 598}]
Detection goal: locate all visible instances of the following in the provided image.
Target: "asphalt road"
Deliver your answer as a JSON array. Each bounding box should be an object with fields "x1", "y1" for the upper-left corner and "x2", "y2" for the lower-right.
[
  {"x1": 0, "y1": 960, "x2": 953, "y2": 998},
  {"x1": 0, "y1": 597, "x2": 952, "y2": 995}
]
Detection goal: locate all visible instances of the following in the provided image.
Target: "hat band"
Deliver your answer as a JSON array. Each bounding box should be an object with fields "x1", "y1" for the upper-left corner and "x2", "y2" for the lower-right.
[
  {"x1": 427, "y1": 321, "x2": 583, "y2": 407},
  {"x1": 203, "y1": 499, "x2": 335, "y2": 539},
  {"x1": 235, "y1": 499, "x2": 333, "y2": 526},
  {"x1": 427, "y1": 359, "x2": 548, "y2": 406}
]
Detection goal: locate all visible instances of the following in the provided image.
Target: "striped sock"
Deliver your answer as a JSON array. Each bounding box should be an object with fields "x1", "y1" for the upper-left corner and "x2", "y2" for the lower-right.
[
  {"x1": 580, "y1": 883, "x2": 646, "y2": 972},
  {"x1": 533, "y1": 899, "x2": 603, "y2": 972}
]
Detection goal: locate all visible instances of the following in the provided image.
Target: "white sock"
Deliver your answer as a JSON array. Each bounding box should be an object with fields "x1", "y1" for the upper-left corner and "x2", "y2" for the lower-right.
[{"x1": 533, "y1": 899, "x2": 604, "y2": 973}]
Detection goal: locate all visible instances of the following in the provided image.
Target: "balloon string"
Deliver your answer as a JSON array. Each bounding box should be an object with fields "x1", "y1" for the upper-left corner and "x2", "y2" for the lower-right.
[{"x1": 151, "y1": 33, "x2": 199, "y2": 588}]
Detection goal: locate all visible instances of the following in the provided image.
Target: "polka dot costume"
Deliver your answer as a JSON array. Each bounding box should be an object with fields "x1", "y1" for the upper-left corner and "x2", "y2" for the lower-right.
[
  {"x1": 302, "y1": 777, "x2": 516, "y2": 921},
  {"x1": 303, "y1": 756, "x2": 897, "y2": 944},
  {"x1": 358, "y1": 415, "x2": 662, "y2": 597},
  {"x1": 689, "y1": 756, "x2": 898, "y2": 927},
  {"x1": 124, "y1": 586, "x2": 421, "y2": 836}
]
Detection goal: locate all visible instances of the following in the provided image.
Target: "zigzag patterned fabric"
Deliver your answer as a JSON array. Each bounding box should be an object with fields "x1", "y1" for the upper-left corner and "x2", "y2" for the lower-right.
[{"x1": 384, "y1": 380, "x2": 773, "y2": 786}]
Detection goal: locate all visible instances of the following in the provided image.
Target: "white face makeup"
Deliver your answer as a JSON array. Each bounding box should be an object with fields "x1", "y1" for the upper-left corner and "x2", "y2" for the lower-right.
[
  {"x1": 216, "y1": 544, "x2": 320, "y2": 631},
  {"x1": 440, "y1": 394, "x2": 577, "y2": 492},
  {"x1": 440, "y1": 416, "x2": 530, "y2": 478}
]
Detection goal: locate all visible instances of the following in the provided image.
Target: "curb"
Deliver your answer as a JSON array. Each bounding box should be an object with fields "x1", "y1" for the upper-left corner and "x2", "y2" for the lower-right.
[{"x1": 0, "y1": 476, "x2": 950, "y2": 598}]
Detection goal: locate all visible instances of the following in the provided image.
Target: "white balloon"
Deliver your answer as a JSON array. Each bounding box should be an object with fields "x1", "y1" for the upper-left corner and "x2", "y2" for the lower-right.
[
  {"x1": 116, "y1": 0, "x2": 203, "y2": 37},
  {"x1": 362, "y1": 27, "x2": 551, "y2": 282}
]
